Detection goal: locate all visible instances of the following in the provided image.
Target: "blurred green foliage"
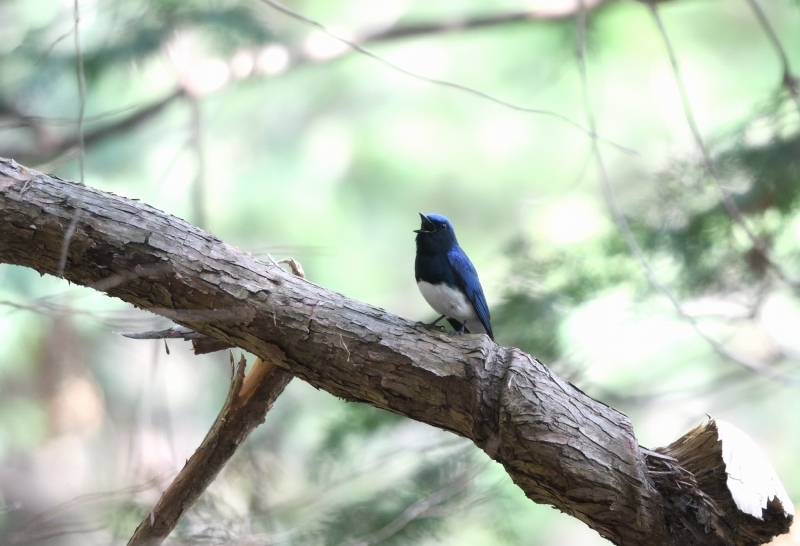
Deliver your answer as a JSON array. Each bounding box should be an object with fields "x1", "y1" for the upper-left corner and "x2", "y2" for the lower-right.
[{"x1": 1, "y1": 0, "x2": 799, "y2": 544}]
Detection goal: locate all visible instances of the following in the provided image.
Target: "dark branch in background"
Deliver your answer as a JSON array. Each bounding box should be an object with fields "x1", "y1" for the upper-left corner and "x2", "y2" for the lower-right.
[
  {"x1": 360, "y1": 0, "x2": 609, "y2": 43},
  {"x1": 10, "y1": 478, "x2": 163, "y2": 544},
  {"x1": 79, "y1": 89, "x2": 185, "y2": 150},
  {"x1": 743, "y1": 0, "x2": 800, "y2": 117},
  {"x1": 0, "y1": 158, "x2": 793, "y2": 545},
  {"x1": 341, "y1": 466, "x2": 482, "y2": 546},
  {"x1": 257, "y1": 0, "x2": 633, "y2": 155},
  {"x1": 0, "y1": 2, "x2": 618, "y2": 165},
  {"x1": 0, "y1": 88, "x2": 185, "y2": 166},
  {"x1": 574, "y1": 3, "x2": 800, "y2": 387},
  {"x1": 648, "y1": 4, "x2": 799, "y2": 290},
  {"x1": 5, "y1": 0, "x2": 794, "y2": 178}
]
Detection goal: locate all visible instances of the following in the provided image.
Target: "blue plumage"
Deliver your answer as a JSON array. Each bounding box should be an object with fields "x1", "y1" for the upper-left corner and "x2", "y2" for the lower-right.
[{"x1": 414, "y1": 213, "x2": 494, "y2": 340}]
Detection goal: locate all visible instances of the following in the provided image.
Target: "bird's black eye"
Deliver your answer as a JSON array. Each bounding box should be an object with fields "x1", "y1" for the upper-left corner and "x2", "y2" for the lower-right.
[{"x1": 438, "y1": 224, "x2": 447, "y2": 230}]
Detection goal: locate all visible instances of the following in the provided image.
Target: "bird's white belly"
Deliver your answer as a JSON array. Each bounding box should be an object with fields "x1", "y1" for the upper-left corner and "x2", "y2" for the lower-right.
[{"x1": 417, "y1": 281, "x2": 478, "y2": 324}]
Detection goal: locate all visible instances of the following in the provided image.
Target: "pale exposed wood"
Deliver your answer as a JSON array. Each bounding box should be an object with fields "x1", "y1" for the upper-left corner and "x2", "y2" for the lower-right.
[
  {"x1": 653, "y1": 420, "x2": 793, "y2": 545},
  {"x1": 716, "y1": 420, "x2": 794, "y2": 520},
  {"x1": 0, "y1": 157, "x2": 793, "y2": 546}
]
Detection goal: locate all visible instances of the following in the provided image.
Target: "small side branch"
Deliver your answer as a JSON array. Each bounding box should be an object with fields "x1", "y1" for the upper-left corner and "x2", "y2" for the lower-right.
[
  {"x1": 127, "y1": 351, "x2": 293, "y2": 546},
  {"x1": 125, "y1": 260, "x2": 306, "y2": 545}
]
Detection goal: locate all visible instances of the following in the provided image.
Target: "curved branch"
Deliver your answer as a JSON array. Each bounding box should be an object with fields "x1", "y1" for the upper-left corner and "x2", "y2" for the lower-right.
[
  {"x1": 0, "y1": 157, "x2": 792, "y2": 546},
  {"x1": 0, "y1": 88, "x2": 186, "y2": 165}
]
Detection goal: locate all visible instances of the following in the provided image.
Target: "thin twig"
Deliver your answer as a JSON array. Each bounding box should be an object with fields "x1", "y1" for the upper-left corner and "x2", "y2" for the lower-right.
[
  {"x1": 37, "y1": 24, "x2": 76, "y2": 65},
  {"x1": 10, "y1": 477, "x2": 164, "y2": 543},
  {"x1": 743, "y1": 0, "x2": 800, "y2": 117},
  {"x1": 73, "y1": 0, "x2": 86, "y2": 183},
  {"x1": 258, "y1": 0, "x2": 636, "y2": 156},
  {"x1": 56, "y1": 208, "x2": 83, "y2": 278},
  {"x1": 188, "y1": 96, "x2": 207, "y2": 229},
  {"x1": 341, "y1": 466, "x2": 482, "y2": 546},
  {"x1": 0, "y1": 103, "x2": 139, "y2": 129}
]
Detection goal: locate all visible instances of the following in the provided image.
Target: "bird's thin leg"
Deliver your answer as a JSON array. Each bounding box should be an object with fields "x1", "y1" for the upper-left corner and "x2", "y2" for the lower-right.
[
  {"x1": 429, "y1": 315, "x2": 447, "y2": 326},
  {"x1": 445, "y1": 318, "x2": 466, "y2": 335}
]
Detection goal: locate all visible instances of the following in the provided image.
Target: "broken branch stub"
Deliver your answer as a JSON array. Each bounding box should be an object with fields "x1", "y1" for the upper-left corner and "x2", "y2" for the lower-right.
[{"x1": 652, "y1": 419, "x2": 793, "y2": 545}]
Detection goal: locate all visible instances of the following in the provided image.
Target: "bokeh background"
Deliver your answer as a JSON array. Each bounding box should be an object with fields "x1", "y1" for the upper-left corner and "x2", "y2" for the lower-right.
[{"x1": 1, "y1": 0, "x2": 799, "y2": 544}]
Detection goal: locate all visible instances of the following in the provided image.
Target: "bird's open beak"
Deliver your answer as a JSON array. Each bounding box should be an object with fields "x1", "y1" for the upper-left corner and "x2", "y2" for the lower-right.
[{"x1": 414, "y1": 212, "x2": 434, "y2": 233}]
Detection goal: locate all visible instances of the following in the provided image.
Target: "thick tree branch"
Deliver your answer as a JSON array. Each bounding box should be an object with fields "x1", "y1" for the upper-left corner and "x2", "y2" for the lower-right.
[{"x1": 0, "y1": 158, "x2": 793, "y2": 545}]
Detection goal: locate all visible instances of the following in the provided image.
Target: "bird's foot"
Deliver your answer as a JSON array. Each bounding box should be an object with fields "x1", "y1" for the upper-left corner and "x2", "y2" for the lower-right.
[{"x1": 416, "y1": 320, "x2": 446, "y2": 331}]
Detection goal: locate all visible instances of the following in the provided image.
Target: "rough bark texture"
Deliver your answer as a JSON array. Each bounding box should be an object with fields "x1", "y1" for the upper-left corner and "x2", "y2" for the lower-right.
[{"x1": 0, "y1": 158, "x2": 793, "y2": 546}]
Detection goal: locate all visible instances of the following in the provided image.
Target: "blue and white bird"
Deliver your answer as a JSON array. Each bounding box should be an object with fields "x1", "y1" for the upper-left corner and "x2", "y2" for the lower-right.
[{"x1": 414, "y1": 213, "x2": 494, "y2": 340}]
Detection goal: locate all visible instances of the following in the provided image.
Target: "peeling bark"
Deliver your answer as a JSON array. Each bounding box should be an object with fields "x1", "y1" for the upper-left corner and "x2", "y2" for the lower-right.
[{"x1": 0, "y1": 158, "x2": 793, "y2": 545}]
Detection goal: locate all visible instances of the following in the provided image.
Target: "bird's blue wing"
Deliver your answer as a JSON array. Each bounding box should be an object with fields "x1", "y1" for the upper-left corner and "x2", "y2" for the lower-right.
[{"x1": 447, "y1": 248, "x2": 493, "y2": 339}]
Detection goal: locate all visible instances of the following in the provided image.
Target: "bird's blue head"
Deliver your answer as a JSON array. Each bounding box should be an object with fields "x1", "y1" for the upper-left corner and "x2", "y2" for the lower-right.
[{"x1": 415, "y1": 213, "x2": 458, "y2": 254}]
